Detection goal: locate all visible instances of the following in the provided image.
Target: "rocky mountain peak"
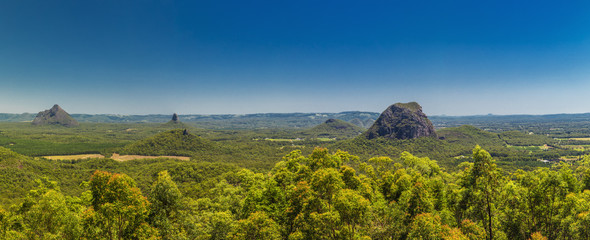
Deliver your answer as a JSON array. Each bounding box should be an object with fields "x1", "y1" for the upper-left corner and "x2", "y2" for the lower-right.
[
  {"x1": 364, "y1": 102, "x2": 436, "y2": 140},
  {"x1": 32, "y1": 104, "x2": 79, "y2": 127},
  {"x1": 50, "y1": 104, "x2": 61, "y2": 112}
]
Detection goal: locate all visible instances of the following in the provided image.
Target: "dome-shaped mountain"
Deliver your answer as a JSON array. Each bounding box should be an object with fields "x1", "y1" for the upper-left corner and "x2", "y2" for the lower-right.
[
  {"x1": 364, "y1": 102, "x2": 436, "y2": 140},
  {"x1": 304, "y1": 119, "x2": 365, "y2": 139},
  {"x1": 32, "y1": 104, "x2": 79, "y2": 127},
  {"x1": 119, "y1": 129, "x2": 216, "y2": 157}
]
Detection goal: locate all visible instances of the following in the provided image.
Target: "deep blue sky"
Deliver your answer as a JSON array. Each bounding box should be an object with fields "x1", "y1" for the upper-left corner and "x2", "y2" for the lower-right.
[{"x1": 1, "y1": 1, "x2": 590, "y2": 115}]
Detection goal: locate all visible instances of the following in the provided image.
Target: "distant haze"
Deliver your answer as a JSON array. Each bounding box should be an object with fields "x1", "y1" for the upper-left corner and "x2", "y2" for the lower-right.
[{"x1": 1, "y1": 1, "x2": 590, "y2": 116}]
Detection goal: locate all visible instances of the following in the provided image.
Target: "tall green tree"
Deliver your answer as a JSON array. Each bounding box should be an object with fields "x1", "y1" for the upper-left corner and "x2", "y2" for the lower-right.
[
  {"x1": 460, "y1": 146, "x2": 502, "y2": 240},
  {"x1": 83, "y1": 170, "x2": 157, "y2": 240},
  {"x1": 333, "y1": 189, "x2": 370, "y2": 238},
  {"x1": 24, "y1": 190, "x2": 82, "y2": 239},
  {"x1": 149, "y1": 170, "x2": 183, "y2": 239}
]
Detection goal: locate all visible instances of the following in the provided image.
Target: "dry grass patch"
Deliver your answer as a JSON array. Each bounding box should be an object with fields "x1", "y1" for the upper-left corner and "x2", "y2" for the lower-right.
[
  {"x1": 43, "y1": 153, "x2": 190, "y2": 161},
  {"x1": 110, "y1": 153, "x2": 190, "y2": 161},
  {"x1": 43, "y1": 154, "x2": 105, "y2": 160},
  {"x1": 570, "y1": 137, "x2": 590, "y2": 141}
]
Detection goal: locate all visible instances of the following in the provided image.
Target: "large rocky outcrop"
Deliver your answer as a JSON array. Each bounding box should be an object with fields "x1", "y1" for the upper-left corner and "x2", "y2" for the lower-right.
[
  {"x1": 32, "y1": 104, "x2": 79, "y2": 127},
  {"x1": 364, "y1": 102, "x2": 436, "y2": 140},
  {"x1": 165, "y1": 113, "x2": 186, "y2": 127}
]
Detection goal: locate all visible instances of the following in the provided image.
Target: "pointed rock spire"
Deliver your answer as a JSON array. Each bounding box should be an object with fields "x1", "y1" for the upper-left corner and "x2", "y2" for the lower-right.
[{"x1": 32, "y1": 104, "x2": 79, "y2": 127}]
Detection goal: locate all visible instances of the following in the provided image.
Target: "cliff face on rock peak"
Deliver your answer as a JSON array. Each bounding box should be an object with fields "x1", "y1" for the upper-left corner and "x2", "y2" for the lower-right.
[
  {"x1": 31, "y1": 104, "x2": 79, "y2": 127},
  {"x1": 364, "y1": 102, "x2": 436, "y2": 140}
]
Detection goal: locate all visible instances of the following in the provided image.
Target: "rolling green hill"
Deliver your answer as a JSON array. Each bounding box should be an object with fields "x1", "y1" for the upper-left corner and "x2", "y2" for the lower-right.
[
  {"x1": 302, "y1": 119, "x2": 365, "y2": 139},
  {"x1": 119, "y1": 129, "x2": 218, "y2": 156},
  {"x1": 0, "y1": 146, "x2": 239, "y2": 208},
  {"x1": 0, "y1": 147, "x2": 68, "y2": 206},
  {"x1": 0, "y1": 147, "x2": 33, "y2": 202}
]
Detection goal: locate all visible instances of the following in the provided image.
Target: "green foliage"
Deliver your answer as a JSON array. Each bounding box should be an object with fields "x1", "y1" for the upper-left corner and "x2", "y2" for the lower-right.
[
  {"x1": 0, "y1": 122, "x2": 181, "y2": 156},
  {"x1": 230, "y1": 211, "x2": 280, "y2": 240},
  {"x1": 498, "y1": 131, "x2": 556, "y2": 146},
  {"x1": 0, "y1": 119, "x2": 586, "y2": 173},
  {"x1": 149, "y1": 171, "x2": 183, "y2": 239},
  {"x1": 84, "y1": 170, "x2": 157, "y2": 239},
  {"x1": 120, "y1": 129, "x2": 217, "y2": 156},
  {"x1": 23, "y1": 189, "x2": 82, "y2": 239},
  {"x1": 407, "y1": 213, "x2": 451, "y2": 240},
  {"x1": 460, "y1": 219, "x2": 486, "y2": 240},
  {"x1": 302, "y1": 119, "x2": 365, "y2": 139},
  {"x1": 462, "y1": 146, "x2": 502, "y2": 240},
  {"x1": 5, "y1": 117, "x2": 590, "y2": 239},
  {"x1": 0, "y1": 147, "x2": 56, "y2": 206},
  {"x1": 333, "y1": 189, "x2": 370, "y2": 236},
  {"x1": 438, "y1": 125, "x2": 505, "y2": 148}
]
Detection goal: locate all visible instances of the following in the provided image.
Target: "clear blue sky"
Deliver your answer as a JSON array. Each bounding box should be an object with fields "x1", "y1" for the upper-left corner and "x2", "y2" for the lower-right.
[{"x1": 1, "y1": 0, "x2": 590, "y2": 115}]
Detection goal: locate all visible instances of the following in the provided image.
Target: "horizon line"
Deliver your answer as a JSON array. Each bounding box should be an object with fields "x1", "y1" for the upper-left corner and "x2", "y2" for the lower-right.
[{"x1": 3, "y1": 111, "x2": 590, "y2": 118}]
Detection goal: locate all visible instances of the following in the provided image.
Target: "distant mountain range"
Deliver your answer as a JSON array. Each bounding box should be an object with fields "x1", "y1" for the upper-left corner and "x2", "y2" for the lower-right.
[
  {"x1": 0, "y1": 111, "x2": 380, "y2": 129},
  {"x1": 2, "y1": 111, "x2": 590, "y2": 132}
]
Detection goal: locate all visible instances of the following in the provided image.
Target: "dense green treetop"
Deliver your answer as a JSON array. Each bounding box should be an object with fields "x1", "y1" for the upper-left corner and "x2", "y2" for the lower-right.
[{"x1": 3, "y1": 145, "x2": 590, "y2": 239}]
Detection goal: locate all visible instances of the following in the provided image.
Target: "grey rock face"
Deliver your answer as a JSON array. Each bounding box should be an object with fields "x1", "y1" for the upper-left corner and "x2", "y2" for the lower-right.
[
  {"x1": 365, "y1": 102, "x2": 436, "y2": 140},
  {"x1": 32, "y1": 104, "x2": 79, "y2": 127}
]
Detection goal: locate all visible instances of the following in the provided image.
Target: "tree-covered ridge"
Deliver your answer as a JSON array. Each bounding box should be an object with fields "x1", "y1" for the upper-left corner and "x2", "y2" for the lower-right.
[
  {"x1": 302, "y1": 119, "x2": 365, "y2": 139},
  {"x1": 3, "y1": 147, "x2": 590, "y2": 239},
  {"x1": 0, "y1": 147, "x2": 54, "y2": 206},
  {"x1": 0, "y1": 146, "x2": 241, "y2": 208},
  {"x1": 119, "y1": 129, "x2": 218, "y2": 156}
]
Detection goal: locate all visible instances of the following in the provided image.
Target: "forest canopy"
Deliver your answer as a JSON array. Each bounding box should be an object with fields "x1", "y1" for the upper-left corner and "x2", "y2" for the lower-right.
[{"x1": 2, "y1": 146, "x2": 590, "y2": 239}]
